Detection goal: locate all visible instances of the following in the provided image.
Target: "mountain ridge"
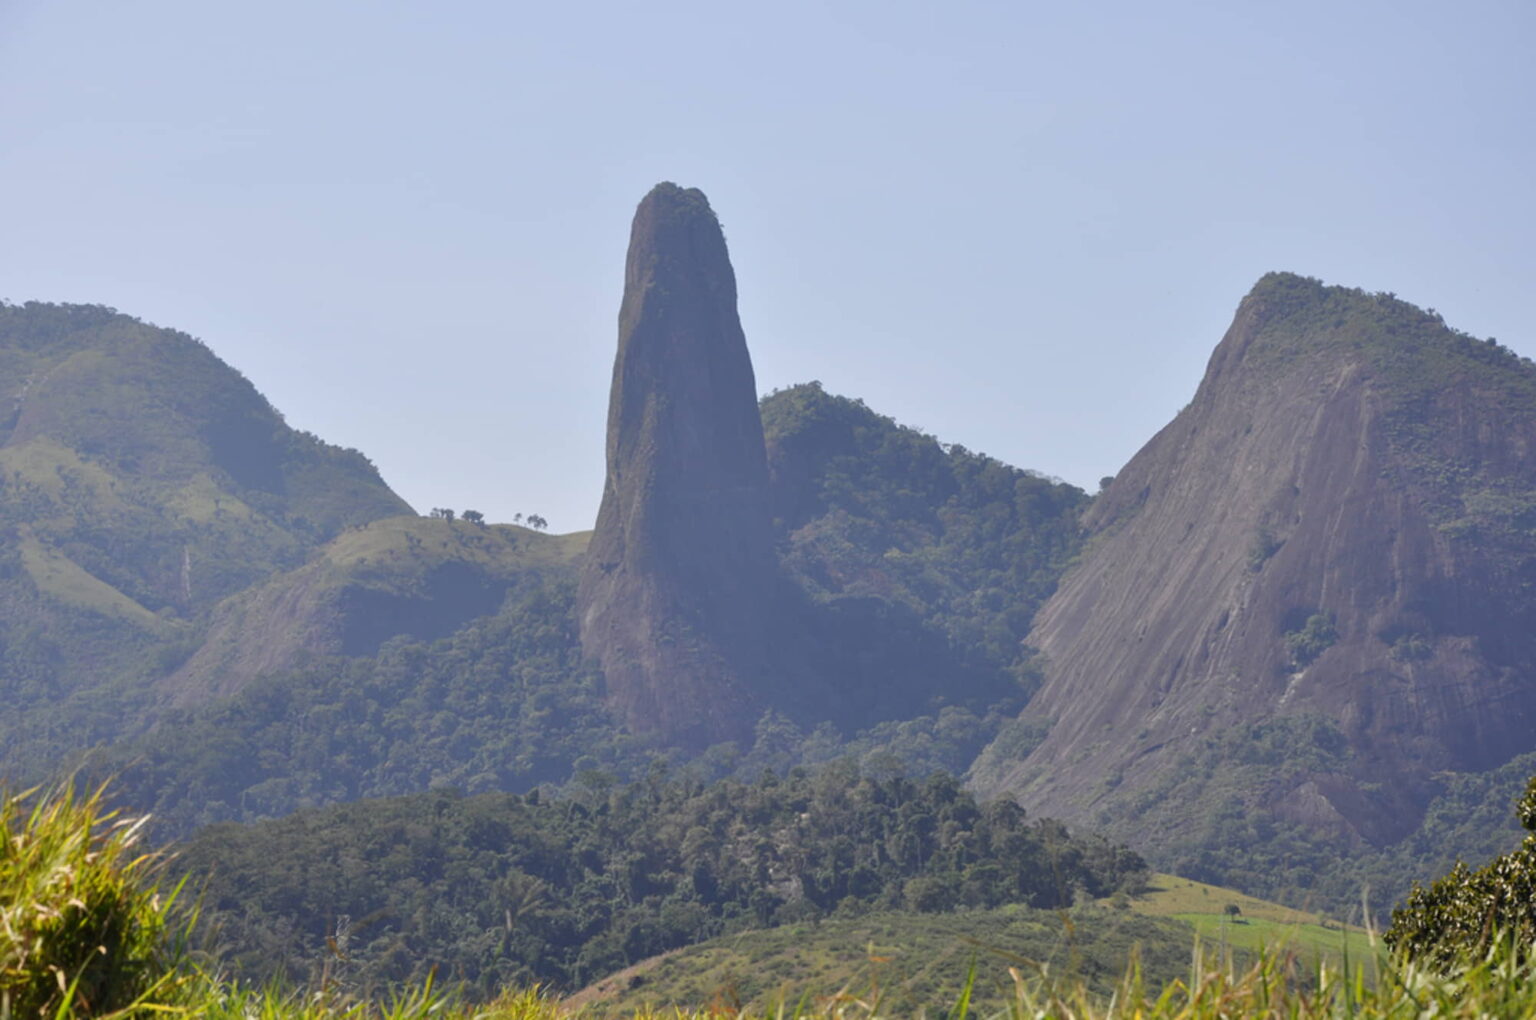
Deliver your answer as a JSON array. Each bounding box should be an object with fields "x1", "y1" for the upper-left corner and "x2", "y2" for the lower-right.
[{"x1": 972, "y1": 272, "x2": 1536, "y2": 863}]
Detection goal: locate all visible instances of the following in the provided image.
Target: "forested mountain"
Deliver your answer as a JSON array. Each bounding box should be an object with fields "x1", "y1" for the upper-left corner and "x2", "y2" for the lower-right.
[
  {"x1": 68, "y1": 186, "x2": 1087, "y2": 842},
  {"x1": 99, "y1": 382, "x2": 1086, "y2": 839},
  {"x1": 762, "y1": 380, "x2": 1086, "y2": 695},
  {"x1": 0, "y1": 301, "x2": 409, "y2": 776}
]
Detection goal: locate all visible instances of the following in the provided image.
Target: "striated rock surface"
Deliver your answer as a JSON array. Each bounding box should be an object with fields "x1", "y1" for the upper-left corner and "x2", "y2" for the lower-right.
[
  {"x1": 577, "y1": 184, "x2": 778, "y2": 748},
  {"x1": 971, "y1": 273, "x2": 1536, "y2": 853}
]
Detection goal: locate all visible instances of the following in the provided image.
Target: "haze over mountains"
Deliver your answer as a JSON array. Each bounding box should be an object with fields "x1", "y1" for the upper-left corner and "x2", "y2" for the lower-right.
[{"x1": 4, "y1": 184, "x2": 1536, "y2": 974}]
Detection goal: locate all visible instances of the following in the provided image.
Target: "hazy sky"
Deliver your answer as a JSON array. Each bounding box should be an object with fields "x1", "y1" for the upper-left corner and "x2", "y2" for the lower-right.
[{"x1": 3, "y1": 1, "x2": 1532, "y2": 530}]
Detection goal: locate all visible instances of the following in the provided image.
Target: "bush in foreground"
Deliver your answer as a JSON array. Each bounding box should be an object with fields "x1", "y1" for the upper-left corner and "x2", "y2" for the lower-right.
[
  {"x1": 0, "y1": 782, "x2": 190, "y2": 1017},
  {"x1": 1386, "y1": 776, "x2": 1536, "y2": 966}
]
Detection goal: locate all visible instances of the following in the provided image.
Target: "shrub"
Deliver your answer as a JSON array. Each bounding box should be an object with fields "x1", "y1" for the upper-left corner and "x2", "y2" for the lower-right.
[
  {"x1": 1284, "y1": 612, "x2": 1338, "y2": 667},
  {"x1": 0, "y1": 782, "x2": 189, "y2": 1017},
  {"x1": 1386, "y1": 775, "x2": 1536, "y2": 966}
]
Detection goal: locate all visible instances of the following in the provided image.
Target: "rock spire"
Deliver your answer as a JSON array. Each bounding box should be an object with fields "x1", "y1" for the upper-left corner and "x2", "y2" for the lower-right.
[{"x1": 577, "y1": 183, "x2": 777, "y2": 748}]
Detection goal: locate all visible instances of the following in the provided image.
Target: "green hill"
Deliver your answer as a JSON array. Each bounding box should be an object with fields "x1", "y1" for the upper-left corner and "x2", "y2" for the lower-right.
[
  {"x1": 161, "y1": 516, "x2": 588, "y2": 706},
  {"x1": 0, "y1": 301, "x2": 409, "y2": 779},
  {"x1": 566, "y1": 907, "x2": 1195, "y2": 1015},
  {"x1": 1113, "y1": 873, "x2": 1369, "y2": 967},
  {"x1": 762, "y1": 381, "x2": 1087, "y2": 698},
  {"x1": 569, "y1": 870, "x2": 1374, "y2": 1015}
]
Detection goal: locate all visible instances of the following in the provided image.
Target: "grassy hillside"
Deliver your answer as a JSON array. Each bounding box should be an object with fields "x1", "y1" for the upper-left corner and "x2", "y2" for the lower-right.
[
  {"x1": 566, "y1": 906, "x2": 1195, "y2": 1014},
  {"x1": 572, "y1": 874, "x2": 1377, "y2": 1014},
  {"x1": 1116, "y1": 873, "x2": 1370, "y2": 968}
]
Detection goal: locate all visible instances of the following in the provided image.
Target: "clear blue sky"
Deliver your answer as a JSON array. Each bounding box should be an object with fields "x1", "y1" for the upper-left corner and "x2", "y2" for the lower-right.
[{"x1": 3, "y1": 1, "x2": 1532, "y2": 530}]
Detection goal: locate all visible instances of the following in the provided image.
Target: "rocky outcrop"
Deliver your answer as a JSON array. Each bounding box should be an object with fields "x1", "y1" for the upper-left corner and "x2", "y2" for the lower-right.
[
  {"x1": 971, "y1": 274, "x2": 1536, "y2": 850},
  {"x1": 577, "y1": 184, "x2": 779, "y2": 748}
]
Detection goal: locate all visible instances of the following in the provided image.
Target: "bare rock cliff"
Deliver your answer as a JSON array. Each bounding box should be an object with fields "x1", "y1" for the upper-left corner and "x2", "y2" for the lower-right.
[
  {"x1": 577, "y1": 183, "x2": 778, "y2": 748},
  {"x1": 971, "y1": 273, "x2": 1536, "y2": 850}
]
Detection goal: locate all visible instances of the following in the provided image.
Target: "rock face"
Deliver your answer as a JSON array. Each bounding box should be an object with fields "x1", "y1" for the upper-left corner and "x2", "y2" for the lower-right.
[
  {"x1": 971, "y1": 274, "x2": 1536, "y2": 851},
  {"x1": 578, "y1": 184, "x2": 778, "y2": 748}
]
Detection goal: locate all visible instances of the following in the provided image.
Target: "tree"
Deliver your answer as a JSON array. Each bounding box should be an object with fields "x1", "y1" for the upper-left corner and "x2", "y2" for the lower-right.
[
  {"x1": 462, "y1": 510, "x2": 485, "y2": 526},
  {"x1": 429, "y1": 508, "x2": 455, "y2": 522},
  {"x1": 1386, "y1": 775, "x2": 1536, "y2": 966},
  {"x1": 525, "y1": 514, "x2": 547, "y2": 531}
]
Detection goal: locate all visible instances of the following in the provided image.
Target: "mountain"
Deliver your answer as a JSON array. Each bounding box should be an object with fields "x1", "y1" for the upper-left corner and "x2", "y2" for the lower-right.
[
  {"x1": 578, "y1": 183, "x2": 781, "y2": 748},
  {"x1": 0, "y1": 301, "x2": 410, "y2": 774},
  {"x1": 575, "y1": 186, "x2": 1074, "y2": 750},
  {"x1": 7, "y1": 186, "x2": 1092, "y2": 835},
  {"x1": 101, "y1": 379, "x2": 1089, "y2": 839},
  {"x1": 971, "y1": 273, "x2": 1536, "y2": 894}
]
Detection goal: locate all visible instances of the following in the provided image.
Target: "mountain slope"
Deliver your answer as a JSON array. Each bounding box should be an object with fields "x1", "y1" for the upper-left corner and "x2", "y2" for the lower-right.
[
  {"x1": 160, "y1": 517, "x2": 587, "y2": 705},
  {"x1": 99, "y1": 383, "x2": 1091, "y2": 838},
  {"x1": 0, "y1": 300, "x2": 410, "y2": 775},
  {"x1": 972, "y1": 273, "x2": 1536, "y2": 871},
  {"x1": 762, "y1": 382, "x2": 1087, "y2": 696}
]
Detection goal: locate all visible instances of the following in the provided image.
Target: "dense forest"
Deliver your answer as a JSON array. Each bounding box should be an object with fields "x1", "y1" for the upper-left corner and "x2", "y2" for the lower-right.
[
  {"x1": 763, "y1": 381, "x2": 1086, "y2": 693},
  {"x1": 180, "y1": 764, "x2": 1148, "y2": 999}
]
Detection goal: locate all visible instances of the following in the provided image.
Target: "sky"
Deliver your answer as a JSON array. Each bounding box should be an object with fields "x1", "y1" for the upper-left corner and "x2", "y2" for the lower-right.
[{"x1": 2, "y1": 1, "x2": 1532, "y2": 531}]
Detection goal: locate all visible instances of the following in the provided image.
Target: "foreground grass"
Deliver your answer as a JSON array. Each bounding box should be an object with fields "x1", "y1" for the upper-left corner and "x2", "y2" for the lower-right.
[
  {"x1": 95, "y1": 944, "x2": 1536, "y2": 1019},
  {"x1": 9, "y1": 783, "x2": 1536, "y2": 1018}
]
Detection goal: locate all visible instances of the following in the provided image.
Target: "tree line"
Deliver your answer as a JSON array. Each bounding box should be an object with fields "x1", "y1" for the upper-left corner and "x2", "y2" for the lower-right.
[{"x1": 179, "y1": 764, "x2": 1148, "y2": 999}]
